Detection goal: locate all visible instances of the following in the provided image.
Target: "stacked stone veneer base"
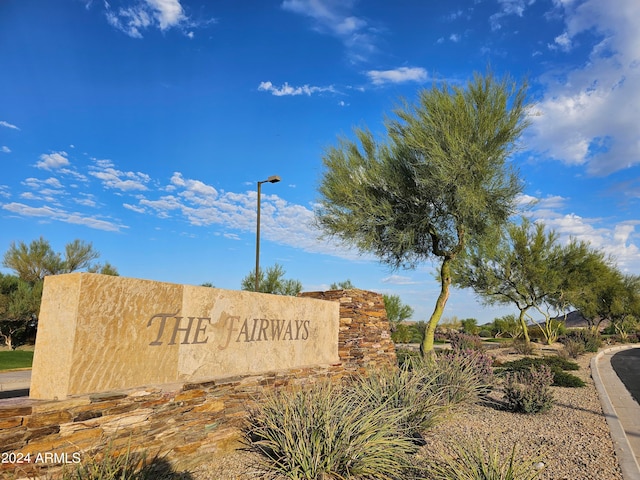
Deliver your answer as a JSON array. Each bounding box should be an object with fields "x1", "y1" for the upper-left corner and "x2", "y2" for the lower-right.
[{"x1": 0, "y1": 289, "x2": 396, "y2": 478}]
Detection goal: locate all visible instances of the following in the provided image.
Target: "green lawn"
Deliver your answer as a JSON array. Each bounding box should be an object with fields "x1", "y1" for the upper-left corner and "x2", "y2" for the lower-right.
[{"x1": 0, "y1": 350, "x2": 34, "y2": 371}]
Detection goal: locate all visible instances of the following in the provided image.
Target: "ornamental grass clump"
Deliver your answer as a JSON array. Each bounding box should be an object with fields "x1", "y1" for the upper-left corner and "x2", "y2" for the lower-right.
[
  {"x1": 423, "y1": 439, "x2": 544, "y2": 480},
  {"x1": 420, "y1": 349, "x2": 495, "y2": 405},
  {"x1": 243, "y1": 380, "x2": 419, "y2": 480},
  {"x1": 503, "y1": 365, "x2": 554, "y2": 414},
  {"x1": 354, "y1": 364, "x2": 446, "y2": 437}
]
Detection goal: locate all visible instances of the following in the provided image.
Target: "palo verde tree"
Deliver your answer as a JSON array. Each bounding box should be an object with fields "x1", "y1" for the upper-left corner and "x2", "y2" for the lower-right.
[
  {"x1": 2, "y1": 237, "x2": 102, "y2": 282},
  {"x1": 453, "y1": 218, "x2": 613, "y2": 344},
  {"x1": 316, "y1": 71, "x2": 530, "y2": 356},
  {"x1": 383, "y1": 294, "x2": 414, "y2": 330},
  {"x1": 241, "y1": 263, "x2": 302, "y2": 296},
  {"x1": 1, "y1": 237, "x2": 117, "y2": 348}
]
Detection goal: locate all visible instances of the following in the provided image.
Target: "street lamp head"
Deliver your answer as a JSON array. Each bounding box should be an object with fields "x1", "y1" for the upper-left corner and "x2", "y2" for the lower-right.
[{"x1": 266, "y1": 175, "x2": 281, "y2": 183}]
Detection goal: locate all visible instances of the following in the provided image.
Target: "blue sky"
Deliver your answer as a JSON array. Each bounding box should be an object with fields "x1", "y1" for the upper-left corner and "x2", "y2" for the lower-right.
[{"x1": 1, "y1": 0, "x2": 639, "y2": 324}]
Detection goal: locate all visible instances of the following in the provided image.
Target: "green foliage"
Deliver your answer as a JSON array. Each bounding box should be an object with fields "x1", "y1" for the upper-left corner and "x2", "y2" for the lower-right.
[
  {"x1": 503, "y1": 365, "x2": 554, "y2": 414},
  {"x1": 424, "y1": 440, "x2": 544, "y2": 480},
  {"x1": 329, "y1": 279, "x2": 354, "y2": 289},
  {"x1": 491, "y1": 314, "x2": 522, "y2": 339},
  {"x1": 499, "y1": 356, "x2": 584, "y2": 388},
  {"x1": 57, "y1": 443, "x2": 190, "y2": 480},
  {"x1": 460, "y1": 317, "x2": 480, "y2": 335},
  {"x1": 559, "y1": 329, "x2": 602, "y2": 353},
  {"x1": 241, "y1": 263, "x2": 302, "y2": 296},
  {"x1": 392, "y1": 322, "x2": 425, "y2": 344},
  {"x1": 424, "y1": 350, "x2": 495, "y2": 405},
  {"x1": 0, "y1": 274, "x2": 41, "y2": 348},
  {"x1": 0, "y1": 350, "x2": 34, "y2": 370},
  {"x1": 355, "y1": 365, "x2": 446, "y2": 437},
  {"x1": 500, "y1": 356, "x2": 579, "y2": 372},
  {"x1": 244, "y1": 381, "x2": 418, "y2": 480},
  {"x1": 454, "y1": 217, "x2": 614, "y2": 346},
  {"x1": 316, "y1": 72, "x2": 529, "y2": 355},
  {"x1": 1, "y1": 238, "x2": 116, "y2": 348},
  {"x1": 2, "y1": 237, "x2": 101, "y2": 282},
  {"x1": 86, "y1": 261, "x2": 119, "y2": 276},
  {"x1": 383, "y1": 293, "x2": 414, "y2": 325}
]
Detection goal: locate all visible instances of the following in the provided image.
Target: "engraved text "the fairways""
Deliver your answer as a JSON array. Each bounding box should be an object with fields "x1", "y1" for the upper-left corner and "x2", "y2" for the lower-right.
[{"x1": 147, "y1": 312, "x2": 310, "y2": 349}]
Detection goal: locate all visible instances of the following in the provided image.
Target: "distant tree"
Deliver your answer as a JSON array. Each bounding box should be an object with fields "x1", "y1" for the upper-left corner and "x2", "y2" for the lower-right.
[
  {"x1": 491, "y1": 314, "x2": 522, "y2": 338},
  {"x1": 241, "y1": 263, "x2": 302, "y2": 296},
  {"x1": 460, "y1": 318, "x2": 479, "y2": 335},
  {"x1": 316, "y1": 72, "x2": 529, "y2": 357},
  {"x1": 383, "y1": 294, "x2": 414, "y2": 330},
  {"x1": 1, "y1": 237, "x2": 116, "y2": 346},
  {"x1": 3, "y1": 237, "x2": 101, "y2": 282},
  {"x1": 329, "y1": 279, "x2": 355, "y2": 290},
  {"x1": 573, "y1": 269, "x2": 640, "y2": 337},
  {"x1": 453, "y1": 218, "x2": 613, "y2": 345},
  {"x1": 0, "y1": 273, "x2": 41, "y2": 348},
  {"x1": 199, "y1": 282, "x2": 215, "y2": 288},
  {"x1": 86, "y1": 261, "x2": 119, "y2": 276}
]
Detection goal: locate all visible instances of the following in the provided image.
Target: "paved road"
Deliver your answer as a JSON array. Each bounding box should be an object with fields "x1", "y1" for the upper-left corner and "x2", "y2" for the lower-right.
[{"x1": 611, "y1": 348, "x2": 640, "y2": 406}]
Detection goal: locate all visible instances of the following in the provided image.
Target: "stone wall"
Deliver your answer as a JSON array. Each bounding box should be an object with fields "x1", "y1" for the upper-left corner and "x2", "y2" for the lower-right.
[{"x1": 0, "y1": 289, "x2": 396, "y2": 478}]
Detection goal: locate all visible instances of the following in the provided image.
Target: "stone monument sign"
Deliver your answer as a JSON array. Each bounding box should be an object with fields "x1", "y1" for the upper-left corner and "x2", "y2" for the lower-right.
[{"x1": 30, "y1": 273, "x2": 339, "y2": 400}]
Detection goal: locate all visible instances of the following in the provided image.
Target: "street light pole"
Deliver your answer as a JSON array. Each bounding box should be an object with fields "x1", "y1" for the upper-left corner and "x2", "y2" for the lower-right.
[{"x1": 255, "y1": 175, "x2": 281, "y2": 292}]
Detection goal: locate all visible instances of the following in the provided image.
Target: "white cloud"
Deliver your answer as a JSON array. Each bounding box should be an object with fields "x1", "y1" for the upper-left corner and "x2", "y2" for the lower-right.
[
  {"x1": 449, "y1": 33, "x2": 461, "y2": 43},
  {"x1": 36, "y1": 151, "x2": 70, "y2": 170},
  {"x1": 367, "y1": 67, "x2": 428, "y2": 85},
  {"x1": 381, "y1": 274, "x2": 419, "y2": 285},
  {"x1": 281, "y1": 0, "x2": 376, "y2": 61},
  {"x1": 552, "y1": 32, "x2": 572, "y2": 51},
  {"x1": 258, "y1": 81, "x2": 336, "y2": 97},
  {"x1": 89, "y1": 159, "x2": 150, "y2": 191},
  {"x1": 1, "y1": 146, "x2": 10, "y2": 153},
  {"x1": 104, "y1": 0, "x2": 189, "y2": 38},
  {"x1": 530, "y1": 0, "x2": 640, "y2": 176},
  {"x1": 489, "y1": 0, "x2": 533, "y2": 31},
  {"x1": 0, "y1": 121, "x2": 20, "y2": 130},
  {"x1": 523, "y1": 193, "x2": 640, "y2": 274},
  {"x1": 132, "y1": 172, "x2": 361, "y2": 259},
  {"x1": 1, "y1": 202, "x2": 125, "y2": 232}
]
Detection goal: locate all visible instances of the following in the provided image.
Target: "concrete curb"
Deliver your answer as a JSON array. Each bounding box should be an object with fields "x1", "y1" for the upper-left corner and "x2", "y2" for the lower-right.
[
  {"x1": 591, "y1": 345, "x2": 640, "y2": 480},
  {"x1": 0, "y1": 369, "x2": 31, "y2": 392}
]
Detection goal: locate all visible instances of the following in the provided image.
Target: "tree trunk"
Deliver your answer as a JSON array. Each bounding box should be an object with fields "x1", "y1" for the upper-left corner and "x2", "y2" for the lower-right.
[
  {"x1": 421, "y1": 257, "x2": 452, "y2": 358},
  {"x1": 518, "y1": 309, "x2": 531, "y2": 344}
]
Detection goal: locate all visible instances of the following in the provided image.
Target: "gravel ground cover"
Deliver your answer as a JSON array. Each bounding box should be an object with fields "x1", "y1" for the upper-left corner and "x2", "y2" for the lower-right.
[{"x1": 190, "y1": 347, "x2": 624, "y2": 480}]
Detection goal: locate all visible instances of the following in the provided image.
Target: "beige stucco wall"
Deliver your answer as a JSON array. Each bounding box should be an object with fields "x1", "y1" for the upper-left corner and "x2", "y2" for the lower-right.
[{"x1": 30, "y1": 273, "x2": 339, "y2": 399}]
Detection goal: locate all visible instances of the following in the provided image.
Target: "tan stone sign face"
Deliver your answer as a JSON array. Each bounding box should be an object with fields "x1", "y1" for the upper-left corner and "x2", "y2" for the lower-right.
[{"x1": 30, "y1": 273, "x2": 339, "y2": 400}]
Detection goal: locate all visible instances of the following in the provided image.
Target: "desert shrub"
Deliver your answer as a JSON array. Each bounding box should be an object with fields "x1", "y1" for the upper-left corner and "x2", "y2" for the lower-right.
[
  {"x1": 449, "y1": 332, "x2": 485, "y2": 352},
  {"x1": 559, "y1": 329, "x2": 602, "y2": 353},
  {"x1": 479, "y1": 329, "x2": 493, "y2": 338},
  {"x1": 243, "y1": 381, "x2": 418, "y2": 479},
  {"x1": 392, "y1": 323, "x2": 413, "y2": 343},
  {"x1": 511, "y1": 338, "x2": 536, "y2": 355},
  {"x1": 499, "y1": 356, "x2": 584, "y2": 388},
  {"x1": 552, "y1": 370, "x2": 586, "y2": 388},
  {"x1": 562, "y1": 338, "x2": 585, "y2": 358},
  {"x1": 500, "y1": 356, "x2": 579, "y2": 372},
  {"x1": 423, "y1": 439, "x2": 544, "y2": 480},
  {"x1": 503, "y1": 365, "x2": 554, "y2": 413}
]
